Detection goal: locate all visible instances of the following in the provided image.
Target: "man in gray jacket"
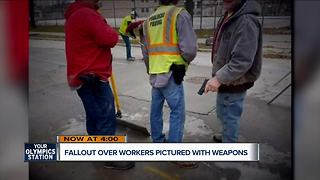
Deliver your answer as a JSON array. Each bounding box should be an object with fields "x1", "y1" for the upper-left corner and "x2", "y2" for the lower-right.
[{"x1": 205, "y1": 0, "x2": 262, "y2": 143}]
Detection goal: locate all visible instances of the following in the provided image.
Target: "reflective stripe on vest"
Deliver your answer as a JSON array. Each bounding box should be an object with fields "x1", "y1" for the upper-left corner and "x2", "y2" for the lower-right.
[
  {"x1": 164, "y1": 6, "x2": 176, "y2": 44},
  {"x1": 144, "y1": 5, "x2": 188, "y2": 74},
  {"x1": 148, "y1": 46, "x2": 180, "y2": 54}
]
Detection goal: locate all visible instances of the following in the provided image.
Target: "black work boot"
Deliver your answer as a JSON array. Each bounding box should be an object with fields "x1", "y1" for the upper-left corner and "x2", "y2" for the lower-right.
[{"x1": 213, "y1": 134, "x2": 222, "y2": 143}]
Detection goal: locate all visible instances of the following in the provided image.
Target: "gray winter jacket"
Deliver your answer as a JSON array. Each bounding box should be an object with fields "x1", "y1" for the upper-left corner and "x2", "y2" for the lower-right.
[{"x1": 212, "y1": 0, "x2": 262, "y2": 86}]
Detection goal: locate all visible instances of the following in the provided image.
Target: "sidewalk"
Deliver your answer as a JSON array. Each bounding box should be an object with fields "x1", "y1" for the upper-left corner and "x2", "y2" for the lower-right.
[
  {"x1": 36, "y1": 16, "x2": 291, "y2": 29},
  {"x1": 30, "y1": 31, "x2": 291, "y2": 58}
]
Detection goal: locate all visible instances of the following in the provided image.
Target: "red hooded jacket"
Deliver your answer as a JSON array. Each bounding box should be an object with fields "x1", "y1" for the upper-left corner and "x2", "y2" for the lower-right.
[{"x1": 64, "y1": 2, "x2": 118, "y2": 88}]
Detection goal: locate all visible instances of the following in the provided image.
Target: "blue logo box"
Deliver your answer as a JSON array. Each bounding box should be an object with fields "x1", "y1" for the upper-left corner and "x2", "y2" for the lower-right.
[{"x1": 24, "y1": 143, "x2": 57, "y2": 161}]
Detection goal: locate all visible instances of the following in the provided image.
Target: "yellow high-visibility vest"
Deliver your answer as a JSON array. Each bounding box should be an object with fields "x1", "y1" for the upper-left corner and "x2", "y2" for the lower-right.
[
  {"x1": 144, "y1": 5, "x2": 188, "y2": 74},
  {"x1": 119, "y1": 15, "x2": 133, "y2": 35}
]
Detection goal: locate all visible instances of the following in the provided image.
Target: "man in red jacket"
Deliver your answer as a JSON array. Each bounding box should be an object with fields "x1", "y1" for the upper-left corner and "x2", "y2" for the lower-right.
[{"x1": 65, "y1": 0, "x2": 134, "y2": 170}]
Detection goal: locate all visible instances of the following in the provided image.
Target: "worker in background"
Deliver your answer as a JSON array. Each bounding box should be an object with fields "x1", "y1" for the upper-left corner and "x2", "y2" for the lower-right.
[
  {"x1": 126, "y1": 20, "x2": 145, "y2": 61},
  {"x1": 141, "y1": 0, "x2": 198, "y2": 168},
  {"x1": 119, "y1": 11, "x2": 137, "y2": 61}
]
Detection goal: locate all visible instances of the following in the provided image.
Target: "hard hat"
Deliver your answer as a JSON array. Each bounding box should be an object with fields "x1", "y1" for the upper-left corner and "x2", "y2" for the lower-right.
[{"x1": 131, "y1": 11, "x2": 137, "y2": 16}]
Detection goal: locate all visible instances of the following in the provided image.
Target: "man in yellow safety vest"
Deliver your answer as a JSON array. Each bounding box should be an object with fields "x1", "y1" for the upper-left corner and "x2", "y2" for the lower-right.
[
  {"x1": 119, "y1": 11, "x2": 137, "y2": 61},
  {"x1": 141, "y1": 0, "x2": 198, "y2": 168}
]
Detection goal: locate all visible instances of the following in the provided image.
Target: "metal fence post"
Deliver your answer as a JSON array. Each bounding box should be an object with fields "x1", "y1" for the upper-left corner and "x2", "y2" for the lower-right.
[
  {"x1": 185, "y1": 0, "x2": 194, "y2": 27},
  {"x1": 200, "y1": 0, "x2": 203, "y2": 29},
  {"x1": 261, "y1": 1, "x2": 265, "y2": 28},
  {"x1": 113, "y1": 0, "x2": 116, "y2": 28},
  {"x1": 214, "y1": 0, "x2": 217, "y2": 30},
  {"x1": 30, "y1": 0, "x2": 37, "y2": 28}
]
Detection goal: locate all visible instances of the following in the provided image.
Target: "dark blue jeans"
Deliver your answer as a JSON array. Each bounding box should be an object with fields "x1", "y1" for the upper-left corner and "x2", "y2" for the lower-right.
[
  {"x1": 120, "y1": 34, "x2": 132, "y2": 59},
  {"x1": 77, "y1": 82, "x2": 116, "y2": 135}
]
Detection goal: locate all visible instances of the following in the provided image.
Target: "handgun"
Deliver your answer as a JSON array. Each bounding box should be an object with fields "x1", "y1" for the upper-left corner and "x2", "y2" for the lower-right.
[{"x1": 197, "y1": 79, "x2": 209, "y2": 95}]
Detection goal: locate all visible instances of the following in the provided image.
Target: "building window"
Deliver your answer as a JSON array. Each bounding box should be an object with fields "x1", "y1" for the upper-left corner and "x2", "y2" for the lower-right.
[
  {"x1": 141, "y1": 8, "x2": 144, "y2": 13},
  {"x1": 146, "y1": 0, "x2": 148, "y2": 2},
  {"x1": 146, "y1": 8, "x2": 149, "y2": 13},
  {"x1": 154, "y1": 0, "x2": 157, "y2": 2}
]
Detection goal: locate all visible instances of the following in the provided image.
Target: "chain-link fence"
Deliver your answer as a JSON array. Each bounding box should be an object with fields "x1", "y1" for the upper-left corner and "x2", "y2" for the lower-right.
[{"x1": 32, "y1": 0, "x2": 291, "y2": 29}]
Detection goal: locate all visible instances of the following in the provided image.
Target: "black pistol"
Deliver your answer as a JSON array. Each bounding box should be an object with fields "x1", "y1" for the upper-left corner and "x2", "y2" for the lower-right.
[{"x1": 198, "y1": 79, "x2": 209, "y2": 95}]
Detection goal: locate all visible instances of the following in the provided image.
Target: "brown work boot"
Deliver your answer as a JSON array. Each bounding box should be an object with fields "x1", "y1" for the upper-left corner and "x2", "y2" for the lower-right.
[{"x1": 169, "y1": 161, "x2": 199, "y2": 169}]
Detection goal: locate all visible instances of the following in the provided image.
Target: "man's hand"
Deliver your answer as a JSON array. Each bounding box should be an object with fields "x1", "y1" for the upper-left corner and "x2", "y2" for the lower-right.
[{"x1": 205, "y1": 76, "x2": 221, "y2": 93}]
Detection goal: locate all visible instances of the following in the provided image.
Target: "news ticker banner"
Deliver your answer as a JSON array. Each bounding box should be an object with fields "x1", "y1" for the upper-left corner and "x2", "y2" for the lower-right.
[{"x1": 25, "y1": 136, "x2": 259, "y2": 162}]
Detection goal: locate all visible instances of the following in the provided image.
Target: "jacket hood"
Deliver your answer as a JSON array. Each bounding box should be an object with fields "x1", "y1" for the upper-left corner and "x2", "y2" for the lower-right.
[
  {"x1": 232, "y1": 0, "x2": 261, "y2": 18},
  {"x1": 64, "y1": 2, "x2": 95, "y2": 19}
]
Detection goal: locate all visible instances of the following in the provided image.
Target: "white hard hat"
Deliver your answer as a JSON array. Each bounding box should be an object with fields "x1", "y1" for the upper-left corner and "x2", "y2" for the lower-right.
[{"x1": 131, "y1": 11, "x2": 137, "y2": 17}]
